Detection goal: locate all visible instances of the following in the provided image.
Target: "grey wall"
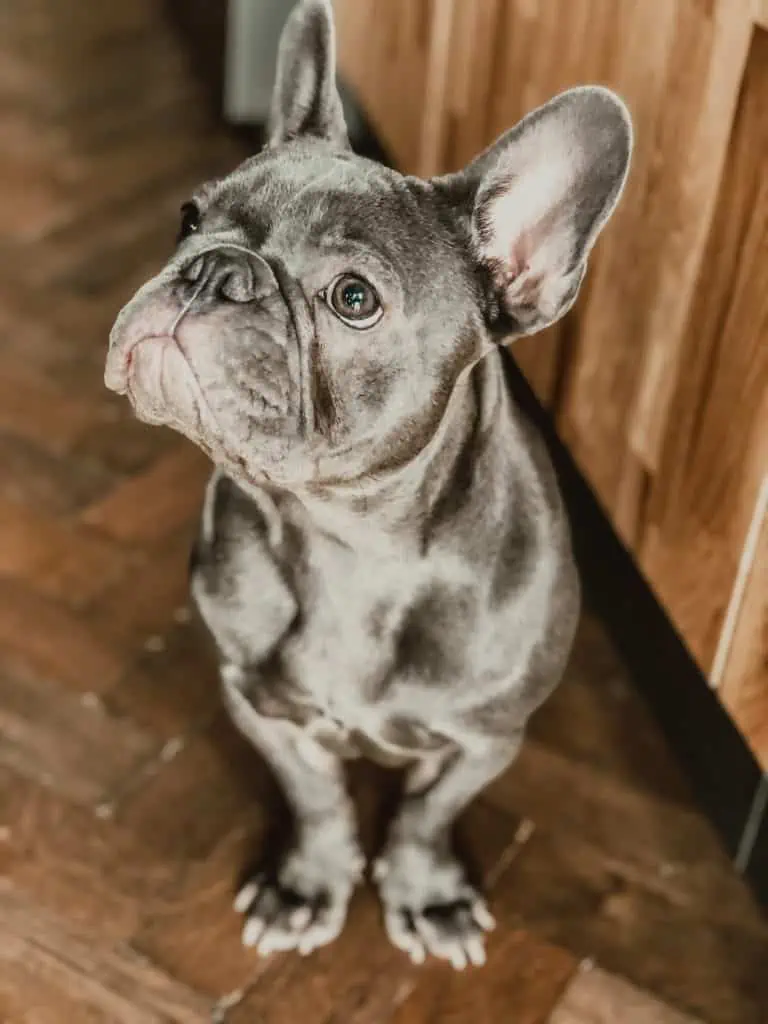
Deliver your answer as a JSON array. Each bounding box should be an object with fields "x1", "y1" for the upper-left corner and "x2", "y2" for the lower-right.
[{"x1": 223, "y1": 0, "x2": 363, "y2": 136}]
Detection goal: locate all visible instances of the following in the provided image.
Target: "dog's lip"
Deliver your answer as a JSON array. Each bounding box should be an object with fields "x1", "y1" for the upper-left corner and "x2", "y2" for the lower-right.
[
  {"x1": 121, "y1": 333, "x2": 231, "y2": 455},
  {"x1": 105, "y1": 333, "x2": 173, "y2": 395}
]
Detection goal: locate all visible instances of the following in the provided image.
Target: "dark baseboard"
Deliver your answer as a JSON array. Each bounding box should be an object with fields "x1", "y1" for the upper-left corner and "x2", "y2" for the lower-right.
[
  {"x1": 157, "y1": 13, "x2": 766, "y2": 904},
  {"x1": 745, "y1": 780, "x2": 768, "y2": 906}
]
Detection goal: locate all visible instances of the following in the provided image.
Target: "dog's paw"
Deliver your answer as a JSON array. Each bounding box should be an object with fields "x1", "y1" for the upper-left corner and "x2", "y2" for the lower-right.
[
  {"x1": 374, "y1": 842, "x2": 494, "y2": 969},
  {"x1": 235, "y1": 842, "x2": 364, "y2": 957}
]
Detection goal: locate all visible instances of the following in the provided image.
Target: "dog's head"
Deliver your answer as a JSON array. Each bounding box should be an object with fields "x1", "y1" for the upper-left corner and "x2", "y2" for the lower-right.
[{"x1": 105, "y1": 0, "x2": 631, "y2": 492}]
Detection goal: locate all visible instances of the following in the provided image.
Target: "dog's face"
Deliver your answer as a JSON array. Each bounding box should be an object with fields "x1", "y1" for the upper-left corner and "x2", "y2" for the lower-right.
[{"x1": 105, "y1": 0, "x2": 631, "y2": 493}]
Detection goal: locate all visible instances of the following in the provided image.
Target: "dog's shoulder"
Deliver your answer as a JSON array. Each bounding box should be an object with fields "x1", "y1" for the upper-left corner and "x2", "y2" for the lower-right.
[{"x1": 190, "y1": 470, "x2": 299, "y2": 666}]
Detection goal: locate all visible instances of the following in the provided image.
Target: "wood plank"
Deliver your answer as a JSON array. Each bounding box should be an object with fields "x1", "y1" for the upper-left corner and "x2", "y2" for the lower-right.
[
  {"x1": 0, "y1": 886, "x2": 212, "y2": 1024},
  {"x1": 443, "y1": 0, "x2": 505, "y2": 171},
  {"x1": 103, "y1": 619, "x2": 220, "y2": 741},
  {"x1": 416, "y1": 0, "x2": 456, "y2": 176},
  {"x1": 132, "y1": 825, "x2": 274, "y2": 997},
  {"x1": 113, "y1": 712, "x2": 272, "y2": 863},
  {"x1": 490, "y1": 828, "x2": 768, "y2": 1024},
  {"x1": 72, "y1": 415, "x2": 178, "y2": 477},
  {"x1": 390, "y1": 930, "x2": 575, "y2": 1024},
  {"x1": 84, "y1": 530, "x2": 197, "y2": 656},
  {"x1": 550, "y1": 965, "x2": 703, "y2": 1024},
  {"x1": 335, "y1": 0, "x2": 435, "y2": 170},
  {"x1": 0, "y1": 578, "x2": 125, "y2": 694},
  {"x1": 529, "y1": 613, "x2": 691, "y2": 806},
  {"x1": 719, "y1": 478, "x2": 768, "y2": 768},
  {"x1": 0, "y1": 767, "x2": 179, "y2": 942},
  {"x1": 625, "y1": 0, "x2": 753, "y2": 474},
  {"x1": 80, "y1": 442, "x2": 210, "y2": 546},
  {"x1": 0, "y1": 495, "x2": 135, "y2": 608},
  {"x1": 483, "y1": 737, "x2": 762, "y2": 928},
  {"x1": 0, "y1": 654, "x2": 154, "y2": 805},
  {"x1": 641, "y1": 27, "x2": 768, "y2": 676},
  {"x1": 0, "y1": 432, "x2": 117, "y2": 515},
  {"x1": 560, "y1": 0, "x2": 737, "y2": 522}
]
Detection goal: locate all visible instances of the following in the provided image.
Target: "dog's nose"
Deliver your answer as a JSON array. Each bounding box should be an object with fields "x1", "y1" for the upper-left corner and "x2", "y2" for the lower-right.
[{"x1": 181, "y1": 249, "x2": 259, "y2": 304}]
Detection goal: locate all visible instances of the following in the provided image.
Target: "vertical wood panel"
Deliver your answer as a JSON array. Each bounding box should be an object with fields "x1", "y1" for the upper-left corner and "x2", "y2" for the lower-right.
[
  {"x1": 719, "y1": 479, "x2": 768, "y2": 768},
  {"x1": 625, "y1": 3, "x2": 752, "y2": 476},
  {"x1": 437, "y1": 0, "x2": 505, "y2": 174},
  {"x1": 477, "y1": 0, "x2": 627, "y2": 406},
  {"x1": 558, "y1": 0, "x2": 747, "y2": 527},
  {"x1": 641, "y1": 26, "x2": 768, "y2": 683},
  {"x1": 334, "y1": 0, "x2": 435, "y2": 170},
  {"x1": 415, "y1": 0, "x2": 456, "y2": 176}
]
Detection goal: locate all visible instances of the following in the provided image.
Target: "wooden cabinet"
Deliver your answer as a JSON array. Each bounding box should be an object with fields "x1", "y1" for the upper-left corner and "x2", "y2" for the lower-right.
[{"x1": 336, "y1": 0, "x2": 768, "y2": 768}]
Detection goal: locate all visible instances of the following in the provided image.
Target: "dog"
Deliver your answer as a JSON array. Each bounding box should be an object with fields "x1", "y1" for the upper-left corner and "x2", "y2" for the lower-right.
[{"x1": 105, "y1": 0, "x2": 631, "y2": 970}]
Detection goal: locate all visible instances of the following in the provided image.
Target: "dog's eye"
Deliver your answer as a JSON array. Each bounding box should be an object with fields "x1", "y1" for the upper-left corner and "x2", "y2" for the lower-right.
[
  {"x1": 326, "y1": 274, "x2": 383, "y2": 328},
  {"x1": 178, "y1": 202, "x2": 201, "y2": 242}
]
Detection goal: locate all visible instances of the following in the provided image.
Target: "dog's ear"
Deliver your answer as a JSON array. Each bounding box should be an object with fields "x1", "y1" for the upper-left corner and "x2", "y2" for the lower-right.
[
  {"x1": 268, "y1": 0, "x2": 348, "y2": 148},
  {"x1": 441, "y1": 87, "x2": 631, "y2": 336}
]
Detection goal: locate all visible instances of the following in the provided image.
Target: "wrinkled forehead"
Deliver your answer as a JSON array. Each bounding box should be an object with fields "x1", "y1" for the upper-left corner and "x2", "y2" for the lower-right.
[{"x1": 196, "y1": 146, "x2": 437, "y2": 284}]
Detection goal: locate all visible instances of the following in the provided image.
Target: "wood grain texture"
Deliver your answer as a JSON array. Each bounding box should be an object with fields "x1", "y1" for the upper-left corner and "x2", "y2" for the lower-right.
[
  {"x1": 478, "y1": 0, "x2": 628, "y2": 407},
  {"x1": 0, "y1": 657, "x2": 154, "y2": 805},
  {"x1": 334, "y1": 0, "x2": 435, "y2": 170},
  {"x1": 416, "y1": 0, "x2": 457, "y2": 177},
  {"x1": 624, "y1": 0, "x2": 753, "y2": 474},
  {"x1": 0, "y1": 887, "x2": 212, "y2": 1024},
  {"x1": 491, "y1": 828, "x2": 768, "y2": 1024},
  {"x1": 560, "y1": 0, "x2": 752, "y2": 524},
  {"x1": 719, "y1": 480, "x2": 768, "y2": 767},
  {"x1": 640, "y1": 26, "x2": 768, "y2": 718},
  {"x1": 390, "y1": 930, "x2": 575, "y2": 1024},
  {"x1": 482, "y1": 737, "x2": 762, "y2": 926},
  {"x1": 550, "y1": 966, "x2": 703, "y2": 1024},
  {"x1": 0, "y1": 767, "x2": 179, "y2": 943}
]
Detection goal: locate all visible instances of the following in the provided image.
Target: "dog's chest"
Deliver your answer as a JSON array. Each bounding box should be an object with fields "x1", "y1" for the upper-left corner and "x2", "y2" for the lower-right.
[
  {"x1": 193, "y1": 486, "x2": 486, "y2": 762},
  {"x1": 250, "y1": 533, "x2": 476, "y2": 759},
  {"x1": 268, "y1": 545, "x2": 437, "y2": 731}
]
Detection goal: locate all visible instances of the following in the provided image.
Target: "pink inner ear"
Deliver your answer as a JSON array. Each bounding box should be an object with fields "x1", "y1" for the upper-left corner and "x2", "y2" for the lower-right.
[
  {"x1": 497, "y1": 238, "x2": 543, "y2": 306},
  {"x1": 500, "y1": 244, "x2": 528, "y2": 288},
  {"x1": 504, "y1": 258, "x2": 528, "y2": 284},
  {"x1": 506, "y1": 230, "x2": 534, "y2": 282}
]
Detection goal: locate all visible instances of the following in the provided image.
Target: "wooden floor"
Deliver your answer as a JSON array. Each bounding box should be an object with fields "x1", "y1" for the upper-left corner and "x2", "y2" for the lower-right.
[{"x1": 0, "y1": 2, "x2": 766, "y2": 1022}]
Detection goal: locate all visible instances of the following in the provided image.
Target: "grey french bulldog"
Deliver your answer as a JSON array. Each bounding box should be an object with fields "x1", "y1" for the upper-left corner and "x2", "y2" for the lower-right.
[{"x1": 105, "y1": 0, "x2": 631, "y2": 970}]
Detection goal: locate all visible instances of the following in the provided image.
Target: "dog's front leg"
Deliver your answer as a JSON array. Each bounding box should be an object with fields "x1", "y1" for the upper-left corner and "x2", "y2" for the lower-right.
[
  {"x1": 222, "y1": 665, "x2": 364, "y2": 957},
  {"x1": 375, "y1": 735, "x2": 521, "y2": 969}
]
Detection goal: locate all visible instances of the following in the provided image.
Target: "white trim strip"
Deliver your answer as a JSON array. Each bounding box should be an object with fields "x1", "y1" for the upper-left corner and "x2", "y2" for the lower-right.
[{"x1": 710, "y1": 473, "x2": 768, "y2": 689}]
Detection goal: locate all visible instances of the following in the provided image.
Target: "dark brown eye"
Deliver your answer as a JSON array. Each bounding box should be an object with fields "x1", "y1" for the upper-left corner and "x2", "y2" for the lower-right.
[
  {"x1": 178, "y1": 202, "x2": 201, "y2": 242},
  {"x1": 327, "y1": 274, "x2": 383, "y2": 328}
]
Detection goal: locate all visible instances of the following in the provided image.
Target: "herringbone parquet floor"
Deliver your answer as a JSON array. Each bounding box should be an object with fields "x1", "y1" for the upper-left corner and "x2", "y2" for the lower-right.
[{"x1": 0, "y1": 2, "x2": 766, "y2": 1022}]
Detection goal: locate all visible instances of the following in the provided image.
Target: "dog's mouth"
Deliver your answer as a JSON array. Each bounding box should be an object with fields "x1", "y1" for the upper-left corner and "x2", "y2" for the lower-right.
[
  {"x1": 126, "y1": 335, "x2": 194, "y2": 416},
  {"x1": 106, "y1": 312, "x2": 304, "y2": 491},
  {"x1": 118, "y1": 334, "x2": 220, "y2": 456}
]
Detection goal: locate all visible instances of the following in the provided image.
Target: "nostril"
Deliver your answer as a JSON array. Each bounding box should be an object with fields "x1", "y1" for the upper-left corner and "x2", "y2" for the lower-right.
[
  {"x1": 183, "y1": 255, "x2": 205, "y2": 284},
  {"x1": 179, "y1": 251, "x2": 258, "y2": 303},
  {"x1": 217, "y1": 269, "x2": 254, "y2": 304}
]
